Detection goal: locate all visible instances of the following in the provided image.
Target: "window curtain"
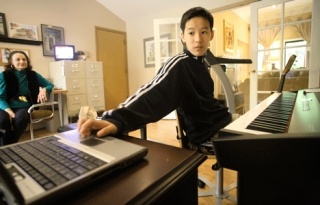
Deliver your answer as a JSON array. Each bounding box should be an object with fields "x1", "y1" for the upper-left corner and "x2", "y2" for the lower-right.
[
  {"x1": 291, "y1": 21, "x2": 311, "y2": 68},
  {"x1": 291, "y1": 22, "x2": 311, "y2": 43},
  {"x1": 258, "y1": 27, "x2": 281, "y2": 70}
]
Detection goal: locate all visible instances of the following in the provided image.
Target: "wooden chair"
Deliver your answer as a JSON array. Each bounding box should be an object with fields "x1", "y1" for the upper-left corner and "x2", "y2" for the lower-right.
[{"x1": 27, "y1": 91, "x2": 58, "y2": 140}]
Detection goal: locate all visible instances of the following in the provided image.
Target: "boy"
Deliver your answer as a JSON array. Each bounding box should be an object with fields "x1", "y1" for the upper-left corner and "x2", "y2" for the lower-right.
[{"x1": 78, "y1": 7, "x2": 231, "y2": 154}]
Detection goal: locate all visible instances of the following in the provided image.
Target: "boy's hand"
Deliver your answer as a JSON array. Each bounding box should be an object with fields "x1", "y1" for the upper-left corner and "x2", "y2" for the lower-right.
[{"x1": 77, "y1": 119, "x2": 118, "y2": 137}]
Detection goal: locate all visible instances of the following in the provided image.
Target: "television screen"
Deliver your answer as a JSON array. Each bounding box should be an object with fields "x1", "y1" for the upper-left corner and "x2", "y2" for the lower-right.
[{"x1": 54, "y1": 45, "x2": 75, "y2": 61}]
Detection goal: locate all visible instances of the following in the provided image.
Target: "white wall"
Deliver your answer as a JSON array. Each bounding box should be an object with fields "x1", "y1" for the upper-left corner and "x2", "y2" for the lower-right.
[{"x1": 0, "y1": 0, "x2": 125, "y2": 78}]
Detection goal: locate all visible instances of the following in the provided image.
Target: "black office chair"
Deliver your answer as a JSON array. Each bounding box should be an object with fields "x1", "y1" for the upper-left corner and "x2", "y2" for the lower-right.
[{"x1": 175, "y1": 111, "x2": 237, "y2": 202}]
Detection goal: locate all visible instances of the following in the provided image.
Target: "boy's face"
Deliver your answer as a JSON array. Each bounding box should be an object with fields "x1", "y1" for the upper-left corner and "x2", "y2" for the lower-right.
[{"x1": 181, "y1": 17, "x2": 213, "y2": 57}]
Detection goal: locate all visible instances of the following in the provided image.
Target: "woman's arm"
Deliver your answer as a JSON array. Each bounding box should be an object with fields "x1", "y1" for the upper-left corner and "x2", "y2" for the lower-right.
[
  {"x1": 36, "y1": 73, "x2": 54, "y2": 92},
  {"x1": 0, "y1": 73, "x2": 10, "y2": 110}
]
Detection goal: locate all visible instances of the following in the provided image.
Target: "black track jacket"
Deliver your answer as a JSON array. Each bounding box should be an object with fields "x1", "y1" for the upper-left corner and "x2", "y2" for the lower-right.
[{"x1": 102, "y1": 49, "x2": 231, "y2": 144}]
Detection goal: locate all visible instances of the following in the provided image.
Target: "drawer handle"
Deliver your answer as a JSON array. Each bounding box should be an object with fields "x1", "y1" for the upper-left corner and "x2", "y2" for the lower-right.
[
  {"x1": 72, "y1": 86, "x2": 80, "y2": 89},
  {"x1": 71, "y1": 69, "x2": 79, "y2": 72}
]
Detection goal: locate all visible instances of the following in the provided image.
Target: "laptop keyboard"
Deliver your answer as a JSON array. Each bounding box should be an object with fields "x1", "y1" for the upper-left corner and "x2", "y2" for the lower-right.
[{"x1": 0, "y1": 136, "x2": 107, "y2": 190}]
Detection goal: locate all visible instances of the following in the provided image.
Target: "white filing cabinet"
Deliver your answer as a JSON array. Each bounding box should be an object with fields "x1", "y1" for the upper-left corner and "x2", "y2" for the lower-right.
[{"x1": 49, "y1": 61, "x2": 105, "y2": 118}]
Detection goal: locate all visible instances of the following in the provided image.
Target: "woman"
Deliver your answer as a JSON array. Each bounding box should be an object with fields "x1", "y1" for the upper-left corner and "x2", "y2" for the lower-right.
[{"x1": 0, "y1": 50, "x2": 54, "y2": 145}]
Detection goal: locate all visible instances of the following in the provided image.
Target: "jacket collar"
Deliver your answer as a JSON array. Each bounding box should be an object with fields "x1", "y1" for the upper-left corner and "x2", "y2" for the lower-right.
[{"x1": 184, "y1": 49, "x2": 206, "y2": 63}]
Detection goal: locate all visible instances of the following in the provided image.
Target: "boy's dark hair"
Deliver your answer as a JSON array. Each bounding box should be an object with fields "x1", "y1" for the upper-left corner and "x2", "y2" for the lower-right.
[{"x1": 180, "y1": 7, "x2": 214, "y2": 32}]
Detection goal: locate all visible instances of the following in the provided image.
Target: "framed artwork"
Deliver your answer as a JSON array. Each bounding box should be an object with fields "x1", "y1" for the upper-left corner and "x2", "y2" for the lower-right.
[
  {"x1": 0, "y1": 47, "x2": 30, "y2": 66},
  {"x1": 143, "y1": 37, "x2": 155, "y2": 67},
  {"x1": 41, "y1": 24, "x2": 65, "y2": 56},
  {"x1": 9, "y1": 22, "x2": 38, "y2": 41},
  {"x1": 224, "y1": 19, "x2": 234, "y2": 53},
  {"x1": 143, "y1": 34, "x2": 170, "y2": 67},
  {"x1": 0, "y1": 12, "x2": 8, "y2": 37}
]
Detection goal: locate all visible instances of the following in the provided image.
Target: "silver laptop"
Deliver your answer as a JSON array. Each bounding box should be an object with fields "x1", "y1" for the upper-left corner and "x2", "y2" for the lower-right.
[{"x1": 0, "y1": 129, "x2": 148, "y2": 205}]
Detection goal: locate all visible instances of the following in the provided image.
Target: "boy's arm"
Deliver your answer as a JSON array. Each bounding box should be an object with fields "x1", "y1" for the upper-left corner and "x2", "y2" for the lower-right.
[{"x1": 102, "y1": 63, "x2": 183, "y2": 134}]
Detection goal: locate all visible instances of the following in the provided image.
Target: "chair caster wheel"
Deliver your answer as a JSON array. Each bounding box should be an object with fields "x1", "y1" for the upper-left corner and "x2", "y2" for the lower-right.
[{"x1": 198, "y1": 179, "x2": 206, "y2": 189}]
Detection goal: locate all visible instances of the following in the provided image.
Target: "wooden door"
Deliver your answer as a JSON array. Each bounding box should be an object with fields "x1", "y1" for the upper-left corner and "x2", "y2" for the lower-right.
[{"x1": 95, "y1": 27, "x2": 129, "y2": 110}]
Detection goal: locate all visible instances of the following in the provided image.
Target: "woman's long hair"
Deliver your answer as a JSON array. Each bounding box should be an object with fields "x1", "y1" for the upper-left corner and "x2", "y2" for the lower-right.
[{"x1": 4, "y1": 50, "x2": 33, "y2": 71}]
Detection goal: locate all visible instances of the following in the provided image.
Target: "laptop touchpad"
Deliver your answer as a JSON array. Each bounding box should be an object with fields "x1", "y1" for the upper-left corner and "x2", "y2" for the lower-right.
[{"x1": 81, "y1": 138, "x2": 104, "y2": 146}]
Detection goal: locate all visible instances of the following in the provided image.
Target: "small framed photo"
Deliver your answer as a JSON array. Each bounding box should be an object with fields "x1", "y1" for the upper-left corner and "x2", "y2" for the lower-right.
[
  {"x1": 9, "y1": 22, "x2": 38, "y2": 41},
  {"x1": 41, "y1": 24, "x2": 65, "y2": 56},
  {"x1": 0, "y1": 47, "x2": 30, "y2": 66},
  {"x1": 0, "y1": 13, "x2": 8, "y2": 37},
  {"x1": 143, "y1": 37, "x2": 155, "y2": 67}
]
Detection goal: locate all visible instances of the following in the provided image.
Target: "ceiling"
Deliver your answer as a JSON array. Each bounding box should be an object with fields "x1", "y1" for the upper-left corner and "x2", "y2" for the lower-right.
[
  {"x1": 97, "y1": 0, "x2": 252, "y2": 22},
  {"x1": 97, "y1": 0, "x2": 194, "y2": 22}
]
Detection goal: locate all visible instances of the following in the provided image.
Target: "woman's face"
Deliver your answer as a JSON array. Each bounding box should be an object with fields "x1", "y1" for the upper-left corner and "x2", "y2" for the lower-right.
[
  {"x1": 181, "y1": 17, "x2": 213, "y2": 57},
  {"x1": 11, "y1": 53, "x2": 28, "y2": 71}
]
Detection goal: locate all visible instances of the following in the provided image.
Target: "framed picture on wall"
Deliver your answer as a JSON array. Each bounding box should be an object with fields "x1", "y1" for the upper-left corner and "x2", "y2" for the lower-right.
[
  {"x1": 0, "y1": 13, "x2": 8, "y2": 37},
  {"x1": 143, "y1": 34, "x2": 171, "y2": 68},
  {"x1": 224, "y1": 19, "x2": 234, "y2": 53},
  {"x1": 41, "y1": 24, "x2": 65, "y2": 56},
  {"x1": 143, "y1": 37, "x2": 155, "y2": 67},
  {"x1": 9, "y1": 22, "x2": 38, "y2": 40}
]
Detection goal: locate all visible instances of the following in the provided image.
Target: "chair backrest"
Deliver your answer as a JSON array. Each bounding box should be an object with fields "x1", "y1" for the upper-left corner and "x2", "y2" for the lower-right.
[{"x1": 175, "y1": 111, "x2": 188, "y2": 149}]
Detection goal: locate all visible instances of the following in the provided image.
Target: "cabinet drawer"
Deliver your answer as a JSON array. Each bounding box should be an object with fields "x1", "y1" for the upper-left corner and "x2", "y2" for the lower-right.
[
  {"x1": 85, "y1": 62, "x2": 103, "y2": 78},
  {"x1": 64, "y1": 62, "x2": 86, "y2": 78},
  {"x1": 66, "y1": 79, "x2": 86, "y2": 94},
  {"x1": 86, "y1": 78, "x2": 104, "y2": 93},
  {"x1": 67, "y1": 94, "x2": 87, "y2": 112},
  {"x1": 87, "y1": 92, "x2": 105, "y2": 108}
]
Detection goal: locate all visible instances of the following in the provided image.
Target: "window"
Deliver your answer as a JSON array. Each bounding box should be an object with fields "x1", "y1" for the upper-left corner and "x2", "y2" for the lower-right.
[{"x1": 285, "y1": 40, "x2": 307, "y2": 69}]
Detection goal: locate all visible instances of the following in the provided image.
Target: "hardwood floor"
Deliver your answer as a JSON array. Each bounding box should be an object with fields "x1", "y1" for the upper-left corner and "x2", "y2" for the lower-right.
[{"x1": 20, "y1": 119, "x2": 237, "y2": 205}]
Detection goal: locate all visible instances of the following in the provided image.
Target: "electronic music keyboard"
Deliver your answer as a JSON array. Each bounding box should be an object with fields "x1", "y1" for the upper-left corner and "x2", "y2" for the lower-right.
[{"x1": 222, "y1": 89, "x2": 320, "y2": 135}]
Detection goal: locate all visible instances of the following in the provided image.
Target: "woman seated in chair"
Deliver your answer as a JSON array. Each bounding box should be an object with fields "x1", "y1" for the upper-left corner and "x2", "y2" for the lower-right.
[
  {"x1": 0, "y1": 50, "x2": 54, "y2": 145},
  {"x1": 78, "y1": 7, "x2": 231, "y2": 154}
]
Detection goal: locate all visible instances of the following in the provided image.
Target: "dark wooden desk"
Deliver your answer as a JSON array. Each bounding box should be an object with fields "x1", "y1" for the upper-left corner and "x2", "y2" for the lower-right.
[{"x1": 60, "y1": 135, "x2": 206, "y2": 204}]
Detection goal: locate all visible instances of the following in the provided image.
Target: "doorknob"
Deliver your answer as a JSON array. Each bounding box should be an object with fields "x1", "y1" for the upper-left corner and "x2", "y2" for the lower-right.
[{"x1": 251, "y1": 69, "x2": 256, "y2": 73}]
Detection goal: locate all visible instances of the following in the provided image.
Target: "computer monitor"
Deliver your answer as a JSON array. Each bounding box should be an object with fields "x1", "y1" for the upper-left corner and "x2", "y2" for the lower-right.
[{"x1": 54, "y1": 45, "x2": 75, "y2": 61}]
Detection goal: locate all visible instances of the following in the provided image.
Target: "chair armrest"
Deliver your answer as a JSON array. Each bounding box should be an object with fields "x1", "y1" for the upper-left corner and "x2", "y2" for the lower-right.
[
  {"x1": 28, "y1": 101, "x2": 58, "y2": 120},
  {"x1": 27, "y1": 101, "x2": 58, "y2": 113}
]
